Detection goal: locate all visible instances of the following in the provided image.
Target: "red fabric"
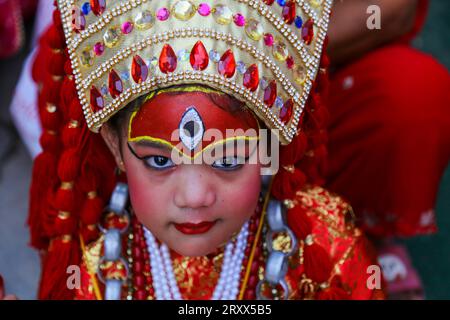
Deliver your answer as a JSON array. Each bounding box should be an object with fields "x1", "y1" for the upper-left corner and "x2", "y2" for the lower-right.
[
  {"x1": 0, "y1": 0, "x2": 23, "y2": 58},
  {"x1": 0, "y1": 0, "x2": 38, "y2": 58},
  {"x1": 325, "y1": 44, "x2": 450, "y2": 237}
]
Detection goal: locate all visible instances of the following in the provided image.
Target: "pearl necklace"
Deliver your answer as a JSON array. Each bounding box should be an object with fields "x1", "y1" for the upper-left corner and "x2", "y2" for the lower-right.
[{"x1": 143, "y1": 222, "x2": 249, "y2": 300}]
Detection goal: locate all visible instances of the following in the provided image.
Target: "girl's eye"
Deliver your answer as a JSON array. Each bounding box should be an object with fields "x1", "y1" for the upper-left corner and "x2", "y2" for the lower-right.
[
  {"x1": 143, "y1": 156, "x2": 175, "y2": 170},
  {"x1": 212, "y1": 156, "x2": 245, "y2": 170}
]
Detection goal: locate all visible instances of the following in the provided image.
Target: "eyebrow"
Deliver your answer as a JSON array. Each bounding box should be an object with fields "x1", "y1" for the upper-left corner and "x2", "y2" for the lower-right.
[{"x1": 131, "y1": 139, "x2": 173, "y2": 151}]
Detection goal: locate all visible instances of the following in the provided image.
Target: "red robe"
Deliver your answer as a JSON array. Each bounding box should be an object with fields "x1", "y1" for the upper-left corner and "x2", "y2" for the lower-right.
[{"x1": 75, "y1": 185, "x2": 385, "y2": 300}]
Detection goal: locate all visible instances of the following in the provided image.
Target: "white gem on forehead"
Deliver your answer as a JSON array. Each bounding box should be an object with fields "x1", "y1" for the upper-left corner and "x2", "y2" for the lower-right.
[{"x1": 178, "y1": 106, "x2": 205, "y2": 151}]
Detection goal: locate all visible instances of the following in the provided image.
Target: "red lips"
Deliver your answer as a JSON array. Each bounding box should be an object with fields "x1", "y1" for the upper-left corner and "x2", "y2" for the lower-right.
[{"x1": 174, "y1": 221, "x2": 216, "y2": 235}]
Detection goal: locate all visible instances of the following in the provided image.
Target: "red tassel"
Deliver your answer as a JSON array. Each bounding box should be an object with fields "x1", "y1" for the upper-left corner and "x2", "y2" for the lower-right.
[
  {"x1": 38, "y1": 237, "x2": 80, "y2": 299},
  {"x1": 279, "y1": 132, "x2": 308, "y2": 166},
  {"x1": 47, "y1": 51, "x2": 66, "y2": 76},
  {"x1": 53, "y1": 189, "x2": 76, "y2": 212},
  {"x1": 54, "y1": 215, "x2": 78, "y2": 236},
  {"x1": 303, "y1": 242, "x2": 333, "y2": 283},
  {"x1": 271, "y1": 168, "x2": 306, "y2": 200},
  {"x1": 39, "y1": 131, "x2": 60, "y2": 153},
  {"x1": 80, "y1": 197, "x2": 104, "y2": 225},
  {"x1": 46, "y1": 25, "x2": 65, "y2": 50},
  {"x1": 57, "y1": 149, "x2": 81, "y2": 181},
  {"x1": 287, "y1": 205, "x2": 312, "y2": 239},
  {"x1": 61, "y1": 126, "x2": 82, "y2": 148},
  {"x1": 28, "y1": 153, "x2": 58, "y2": 249}
]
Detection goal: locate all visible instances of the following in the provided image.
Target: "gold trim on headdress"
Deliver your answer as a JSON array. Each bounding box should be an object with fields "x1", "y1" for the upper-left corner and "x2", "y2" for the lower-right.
[{"x1": 58, "y1": 0, "x2": 332, "y2": 145}]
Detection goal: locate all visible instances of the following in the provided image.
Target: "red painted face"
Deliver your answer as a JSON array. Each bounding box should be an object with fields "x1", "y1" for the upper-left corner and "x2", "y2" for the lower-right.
[
  {"x1": 122, "y1": 88, "x2": 263, "y2": 256},
  {"x1": 128, "y1": 89, "x2": 260, "y2": 159}
]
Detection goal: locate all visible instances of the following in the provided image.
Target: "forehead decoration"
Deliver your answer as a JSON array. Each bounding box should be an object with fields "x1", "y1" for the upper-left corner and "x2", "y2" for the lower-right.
[
  {"x1": 128, "y1": 85, "x2": 260, "y2": 160},
  {"x1": 179, "y1": 107, "x2": 205, "y2": 151},
  {"x1": 58, "y1": 0, "x2": 333, "y2": 145}
]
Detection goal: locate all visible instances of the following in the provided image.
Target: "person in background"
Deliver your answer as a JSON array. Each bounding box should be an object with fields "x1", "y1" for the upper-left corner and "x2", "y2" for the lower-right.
[{"x1": 326, "y1": 0, "x2": 450, "y2": 299}]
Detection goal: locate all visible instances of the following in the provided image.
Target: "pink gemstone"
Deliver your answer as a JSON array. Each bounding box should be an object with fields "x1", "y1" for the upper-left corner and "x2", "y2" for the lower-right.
[
  {"x1": 93, "y1": 42, "x2": 105, "y2": 56},
  {"x1": 71, "y1": 7, "x2": 86, "y2": 33},
  {"x1": 286, "y1": 56, "x2": 295, "y2": 69},
  {"x1": 264, "y1": 33, "x2": 274, "y2": 46},
  {"x1": 156, "y1": 8, "x2": 170, "y2": 21},
  {"x1": 198, "y1": 3, "x2": 211, "y2": 16},
  {"x1": 121, "y1": 21, "x2": 133, "y2": 34},
  {"x1": 233, "y1": 13, "x2": 246, "y2": 27}
]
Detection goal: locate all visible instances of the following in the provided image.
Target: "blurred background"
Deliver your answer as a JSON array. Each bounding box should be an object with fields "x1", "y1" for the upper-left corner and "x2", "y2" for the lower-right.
[{"x1": 0, "y1": 0, "x2": 449, "y2": 299}]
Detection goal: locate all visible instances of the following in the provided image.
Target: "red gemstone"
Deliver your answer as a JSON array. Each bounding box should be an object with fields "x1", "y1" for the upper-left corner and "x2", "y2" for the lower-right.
[
  {"x1": 132, "y1": 246, "x2": 142, "y2": 259},
  {"x1": 280, "y1": 98, "x2": 294, "y2": 124},
  {"x1": 131, "y1": 55, "x2": 148, "y2": 84},
  {"x1": 133, "y1": 289, "x2": 147, "y2": 300},
  {"x1": 90, "y1": 86, "x2": 104, "y2": 112},
  {"x1": 71, "y1": 7, "x2": 86, "y2": 33},
  {"x1": 108, "y1": 69, "x2": 123, "y2": 98},
  {"x1": 302, "y1": 19, "x2": 314, "y2": 45},
  {"x1": 286, "y1": 56, "x2": 295, "y2": 69},
  {"x1": 190, "y1": 41, "x2": 209, "y2": 71},
  {"x1": 159, "y1": 44, "x2": 177, "y2": 73},
  {"x1": 134, "y1": 275, "x2": 145, "y2": 289},
  {"x1": 282, "y1": 1, "x2": 296, "y2": 25},
  {"x1": 263, "y1": 80, "x2": 277, "y2": 107},
  {"x1": 90, "y1": 0, "x2": 106, "y2": 16},
  {"x1": 243, "y1": 64, "x2": 259, "y2": 92},
  {"x1": 132, "y1": 260, "x2": 144, "y2": 274},
  {"x1": 248, "y1": 275, "x2": 259, "y2": 287},
  {"x1": 263, "y1": 0, "x2": 275, "y2": 5},
  {"x1": 244, "y1": 290, "x2": 256, "y2": 300},
  {"x1": 218, "y1": 49, "x2": 236, "y2": 78}
]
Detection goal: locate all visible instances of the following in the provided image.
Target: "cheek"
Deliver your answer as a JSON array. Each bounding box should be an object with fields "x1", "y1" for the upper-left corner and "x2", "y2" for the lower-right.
[
  {"x1": 220, "y1": 165, "x2": 262, "y2": 219},
  {"x1": 123, "y1": 157, "x2": 168, "y2": 226}
]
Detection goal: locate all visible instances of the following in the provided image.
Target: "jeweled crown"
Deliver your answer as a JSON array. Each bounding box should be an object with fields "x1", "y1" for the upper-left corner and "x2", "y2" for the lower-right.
[{"x1": 58, "y1": 0, "x2": 332, "y2": 144}]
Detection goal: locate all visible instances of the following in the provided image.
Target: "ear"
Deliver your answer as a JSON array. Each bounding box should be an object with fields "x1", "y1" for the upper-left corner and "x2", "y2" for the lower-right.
[{"x1": 100, "y1": 124, "x2": 126, "y2": 172}]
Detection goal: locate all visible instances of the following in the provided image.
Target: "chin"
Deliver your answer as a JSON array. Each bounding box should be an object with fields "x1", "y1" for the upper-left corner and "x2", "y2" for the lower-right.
[{"x1": 168, "y1": 237, "x2": 220, "y2": 257}]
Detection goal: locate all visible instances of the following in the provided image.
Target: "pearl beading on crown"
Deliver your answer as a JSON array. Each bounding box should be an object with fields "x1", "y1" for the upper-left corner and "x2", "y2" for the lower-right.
[{"x1": 58, "y1": 0, "x2": 332, "y2": 145}]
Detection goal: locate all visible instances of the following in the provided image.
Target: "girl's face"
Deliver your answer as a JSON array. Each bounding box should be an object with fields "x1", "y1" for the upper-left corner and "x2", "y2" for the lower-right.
[{"x1": 102, "y1": 91, "x2": 263, "y2": 256}]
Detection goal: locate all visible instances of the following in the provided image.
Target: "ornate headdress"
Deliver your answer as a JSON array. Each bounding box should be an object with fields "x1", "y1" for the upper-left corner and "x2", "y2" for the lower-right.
[
  {"x1": 60, "y1": 0, "x2": 332, "y2": 144},
  {"x1": 29, "y1": 0, "x2": 333, "y2": 299}
]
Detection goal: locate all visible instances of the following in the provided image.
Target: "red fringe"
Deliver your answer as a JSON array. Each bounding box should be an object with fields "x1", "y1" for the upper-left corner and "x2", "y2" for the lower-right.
[
  {"x1": 287, "y1": 205, "x2": 312, "y2": 238},
  {"x1": 303, "y1": 243, "x2": 333, "y2": 284},
  {"x1": 271, "y1": 167, "x2": 306, "y2": 200},
  {"x1": 315, "y1": 285, "x2": 350, "y2": 300},
  {"x1": 38, "y1": 238, "x2": 80, "y2": 300}
]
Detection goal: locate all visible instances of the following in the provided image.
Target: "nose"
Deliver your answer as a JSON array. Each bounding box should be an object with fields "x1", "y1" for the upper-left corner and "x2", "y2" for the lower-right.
[{"x1": 173, "y1": 166, "x2": 216, "y2": 209}]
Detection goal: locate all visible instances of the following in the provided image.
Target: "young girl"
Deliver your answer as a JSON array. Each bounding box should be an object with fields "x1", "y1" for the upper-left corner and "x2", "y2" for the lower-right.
[{"x1": 24, "y1": 0, "x2": 383, "y2": 300}]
